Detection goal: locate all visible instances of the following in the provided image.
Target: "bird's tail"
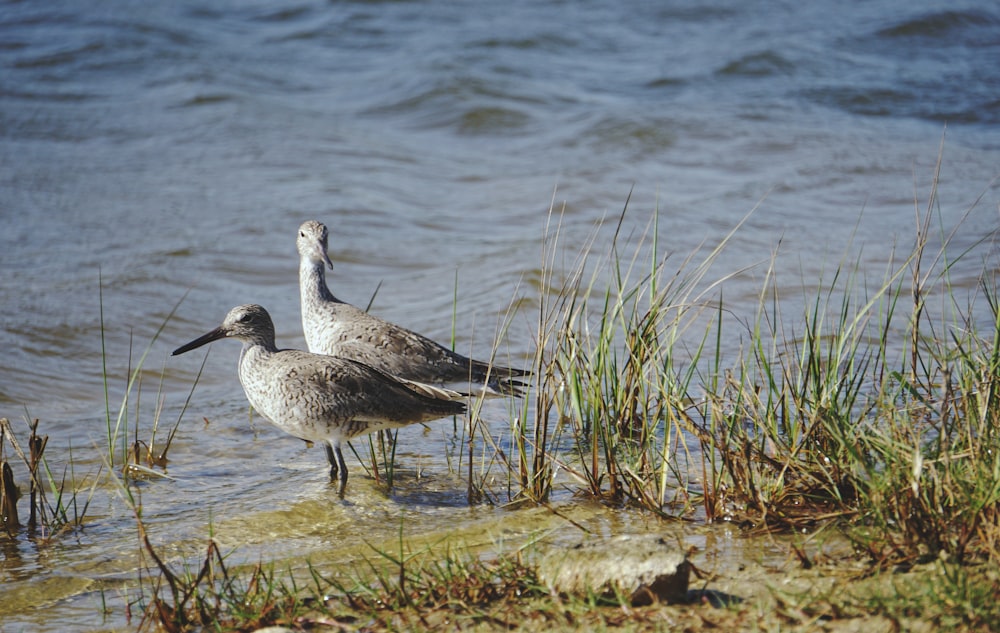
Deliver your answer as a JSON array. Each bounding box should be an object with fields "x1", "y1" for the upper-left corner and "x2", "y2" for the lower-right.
[
  {"x1": 469, "y1": 360, "x2": 532, "y2": 397},
  {"x1": 396, "y1": 377, "x2": 466, "y2": 402},
  {"x1": 390, "y1": 374, "x2": 468, "y2": 418}
]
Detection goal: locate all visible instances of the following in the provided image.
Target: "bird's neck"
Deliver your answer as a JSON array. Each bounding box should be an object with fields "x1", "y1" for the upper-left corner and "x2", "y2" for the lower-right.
[
  {"x1": 238, "y1": 339, "x2": 278, "y2": 383},
  {"x1": 241, "y1": 338, "x2": 278, "y2": 359},
  {"x1": 300, "y1": 257, "x2": 339, "y2": 304}
]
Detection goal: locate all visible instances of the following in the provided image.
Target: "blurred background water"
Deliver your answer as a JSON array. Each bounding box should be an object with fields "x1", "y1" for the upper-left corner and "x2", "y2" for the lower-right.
[{"x1": 1, "y1": 1, "x2": 999, "y2": 629}]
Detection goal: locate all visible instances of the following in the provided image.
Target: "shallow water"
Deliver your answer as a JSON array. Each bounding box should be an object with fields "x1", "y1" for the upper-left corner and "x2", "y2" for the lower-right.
[{"x1": 1, "y1": 1, "x2": 999, "y2": 630}]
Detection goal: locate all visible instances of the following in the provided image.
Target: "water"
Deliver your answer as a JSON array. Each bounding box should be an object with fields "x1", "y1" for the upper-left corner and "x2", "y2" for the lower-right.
[{"x1": 1, "y1": 0, "x2": 998, "y2": 629}]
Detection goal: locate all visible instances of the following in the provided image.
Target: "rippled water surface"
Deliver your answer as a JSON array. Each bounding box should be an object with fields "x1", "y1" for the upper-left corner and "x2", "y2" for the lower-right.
[{"x1": 2, "y1": 1, "x2": 999, "y2": 630}]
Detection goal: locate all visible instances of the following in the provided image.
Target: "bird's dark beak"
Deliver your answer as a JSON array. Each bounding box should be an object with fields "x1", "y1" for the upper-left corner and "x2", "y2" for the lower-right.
[
  {"x1": 317, "y1": 243, "x2": 334, "y2": 271},
  {"x1": 172, "y1": 326, "x2": 228, "y2": 356}
]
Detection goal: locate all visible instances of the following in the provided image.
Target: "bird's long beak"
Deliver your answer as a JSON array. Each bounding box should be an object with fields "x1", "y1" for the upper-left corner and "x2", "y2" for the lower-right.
[
  {"x1": 319, "y1": 244, "x2": 334, "y2": 271},
  {"x1": 172, "y1": 326, "x2": 228, "y2": 356}
]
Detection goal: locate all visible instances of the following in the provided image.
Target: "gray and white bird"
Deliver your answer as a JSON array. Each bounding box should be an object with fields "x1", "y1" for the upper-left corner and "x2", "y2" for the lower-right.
[
  {"x1": 172, "y1": 303, "x2": 466, "y2": 496},
  {"x1": 297, "y1": 220, "x2": 529, "y2": 395}
]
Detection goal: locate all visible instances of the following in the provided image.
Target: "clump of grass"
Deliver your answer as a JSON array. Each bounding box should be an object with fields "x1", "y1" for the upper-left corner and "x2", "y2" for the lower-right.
[
  {"x1": 323, "y1": 538, "x2": 544, "y2": 629},
  {"x1": 702, "y1": 155, "x2": 1000, "y2": 564},
  {"x1": 772, "y1": 560, "x2": 1000, "y2": 631},
  {"x1": 132, "y1": 515, "x2": 318, "y2": 632},
  {"x1": 845, "y1": 283, "x2": 1000, "y2": 564},
  {"x1": 693, "y1": 231, "x2": 898, "y2": 530},
  {"x1": 127, "y1": 508, "x2": 545, "y2": 631},
  {"x1": 510, "y1": 193, "x2": 753, "y2": 511},
  {"x1": 101, "y1": 284, "x2": 198, "y2": 482},
  {"x1": 120, "y1": 350, "x2": 205, "y2": 483},
  {"x1": 0, "y1": 417, "x2": 96, "y2": 539},
  {"x1": 510, "y1": 201, "x2": 585, "y2": 504}
]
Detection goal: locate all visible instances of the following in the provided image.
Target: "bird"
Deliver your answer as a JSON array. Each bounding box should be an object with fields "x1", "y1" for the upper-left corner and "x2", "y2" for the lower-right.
[
  {"x1": 296, "y1": 220, "x2": 529, "y2": 396},
  {"x1": 172, "y1": 304, "x2": 466, "y2": 496}
]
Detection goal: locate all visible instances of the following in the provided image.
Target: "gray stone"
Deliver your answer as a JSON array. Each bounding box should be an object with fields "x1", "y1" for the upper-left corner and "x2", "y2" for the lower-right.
[{"x1": 538, "y1": 534, "x2": 690, "y2": 605}]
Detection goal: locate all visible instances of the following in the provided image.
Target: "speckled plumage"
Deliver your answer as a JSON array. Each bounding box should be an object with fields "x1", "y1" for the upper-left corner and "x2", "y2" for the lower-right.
[
  {"x1": 172, "y1": 304, "x2": 465, "y2": 496},
  {"x1": 297, "y1": 220, "x2": 529, "y2": 394}
]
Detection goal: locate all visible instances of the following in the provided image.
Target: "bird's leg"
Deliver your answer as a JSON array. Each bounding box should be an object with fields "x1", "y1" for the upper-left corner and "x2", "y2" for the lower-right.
[
  {"x1": 326, "y1": 441, "x2": 348, "y2": 497},
  {"x1": 325, "y1": 442, "x2": 339, "y2": 482},
  {"x1": 333, "y1": 443, "x2": 348, "y2": 498}
]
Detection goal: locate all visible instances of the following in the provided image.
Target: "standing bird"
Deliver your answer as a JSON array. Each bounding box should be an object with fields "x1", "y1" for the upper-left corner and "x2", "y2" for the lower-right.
[
  {"x1": 297, "y1": 220, "x2": 529, "y2": 395},
  {"x1": 172, "y1": 304, "x2": 466, "y2": 496}
]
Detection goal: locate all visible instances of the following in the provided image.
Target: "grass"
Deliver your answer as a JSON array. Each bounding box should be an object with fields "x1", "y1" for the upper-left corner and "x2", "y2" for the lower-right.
[
  {"x1": 124, "y1": 509, "x2": 549, "y2": 631},
  {"x1": 125, "y1": 526, "x2": 1000, "y2": 632},
  {"x1": 6, "y1": 156, "x2": 1000, "y2": 630},
  {"x1": 696, "y1": 158, "x2": 1000, "y2": 564},
  {"x1": 477, "y1": 151, "x2": 1000, "y2": 572},
  {"x1": 118, "y1": 153, "x2": 1000, "y2": 628}
]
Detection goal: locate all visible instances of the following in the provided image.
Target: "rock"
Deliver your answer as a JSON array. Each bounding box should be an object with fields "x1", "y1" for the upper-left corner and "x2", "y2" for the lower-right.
[{"x1": 538, "y1": 534, "x2": 690, "y2": 605}]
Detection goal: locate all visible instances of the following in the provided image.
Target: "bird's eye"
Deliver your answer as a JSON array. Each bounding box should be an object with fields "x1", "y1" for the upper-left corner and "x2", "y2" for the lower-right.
[
  {"x1": 299, "y1": 231, "x2": 306, "y2": 238},
  {"x1": 239, "y1": 313, "x2": 252, "y2": 323}
]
